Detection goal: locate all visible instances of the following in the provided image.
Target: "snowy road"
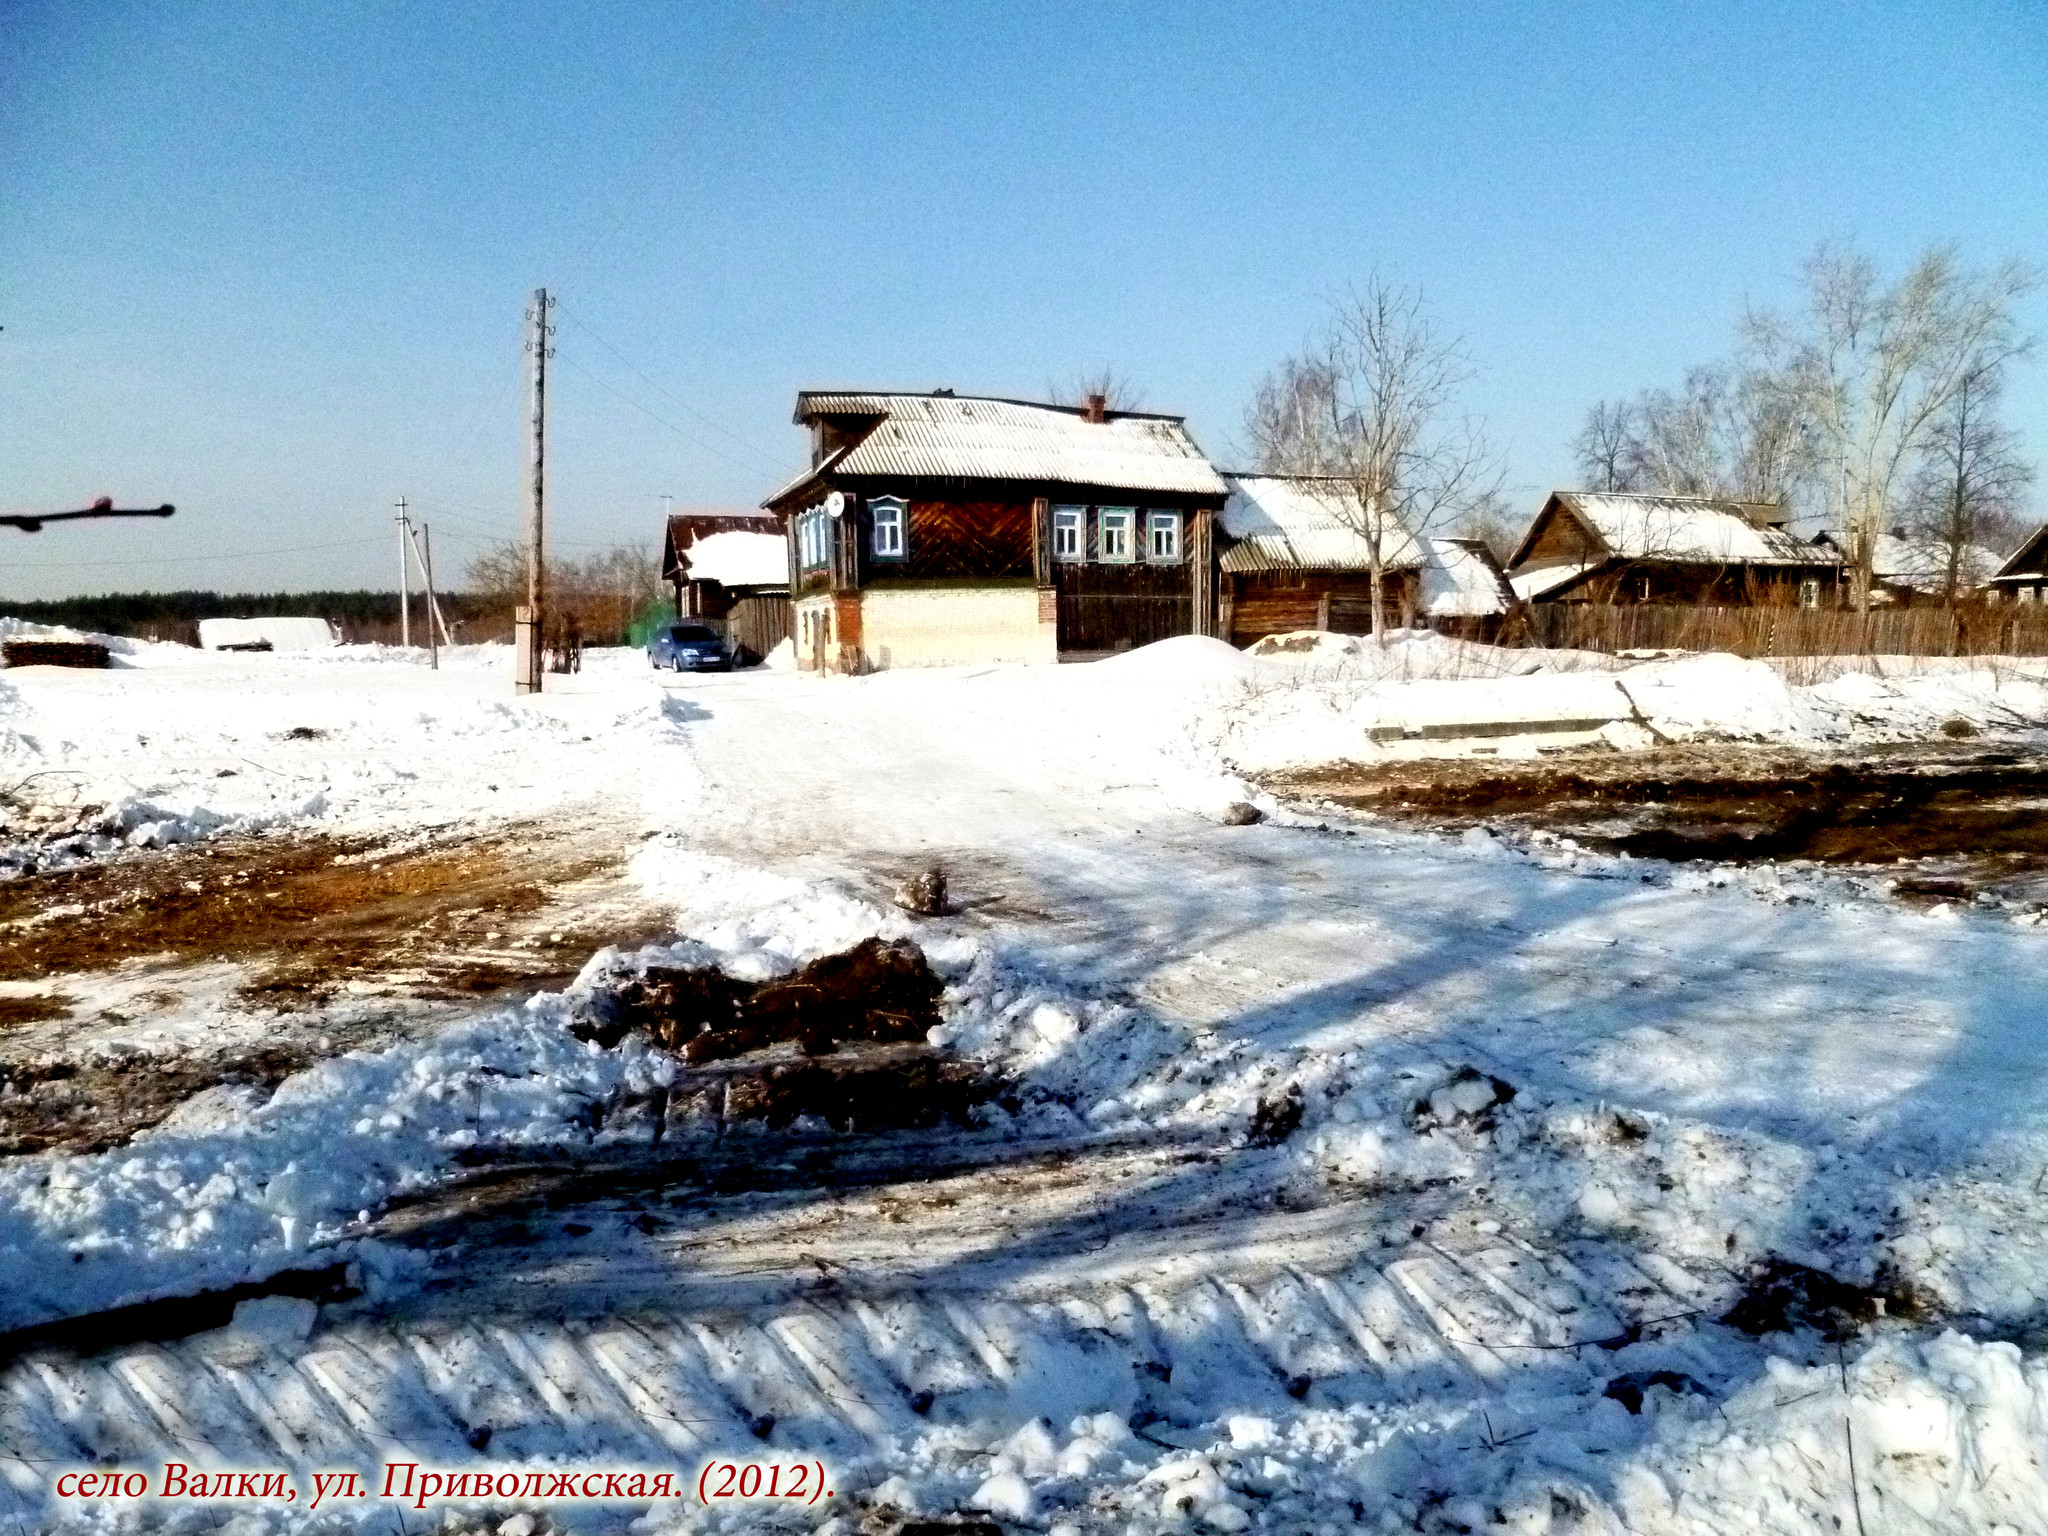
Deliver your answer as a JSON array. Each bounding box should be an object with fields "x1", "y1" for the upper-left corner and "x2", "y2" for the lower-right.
[{"x1": 6, "y1": 641, "x2": 2048, "y2": 1532}]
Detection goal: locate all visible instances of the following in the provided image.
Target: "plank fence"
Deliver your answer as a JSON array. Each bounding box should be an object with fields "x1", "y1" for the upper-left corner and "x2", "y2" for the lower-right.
[{"x1": 1506, "y1": 603, "x2": 2048, "y2": 661}]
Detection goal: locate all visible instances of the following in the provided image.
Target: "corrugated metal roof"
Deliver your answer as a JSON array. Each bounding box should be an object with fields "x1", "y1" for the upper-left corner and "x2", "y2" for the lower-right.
[
  {"x1": 773, "y1": 392, "x2": 1226, "y2": 499},
  {"x1": 1556, "y1": 491, "x2": 1837, "y2": 566},
  {"x1": 1218, "y1": 474, "x2": 1428, "y2": 573}
]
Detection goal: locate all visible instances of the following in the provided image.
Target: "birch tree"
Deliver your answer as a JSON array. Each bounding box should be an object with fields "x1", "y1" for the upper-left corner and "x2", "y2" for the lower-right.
[
  {"x1": 1902, "y1": 361, "x2": 2036, "y2": 602},
  {"x1": 1572, "y1": 400, "x2": 1641, "y2": 492},
  {"x1": 1245, "y1": 278, "x2": 1498, "y2": 641},
  {"x1": 1760, "y1": 243, "x2": 2033, "y2": 610}
]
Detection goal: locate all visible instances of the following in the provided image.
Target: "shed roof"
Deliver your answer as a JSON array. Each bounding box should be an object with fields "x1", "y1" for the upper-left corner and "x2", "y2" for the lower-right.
[
  {"x1": 1217, "y1": 474, "x2": 1428, "y2": 574},
  {"x1": 1512, "y1": 491, "x2": 1837, "y2": 570},
  {"x1": 1991, "y1": 523, "x2": 2048, "y2": 583},
  {"x1": 1423, "y1": 538, "x2": 1516, "y2": 617},
  {"x1": 677, "y1": 529, "x2": 788, "y2": 589},
  {"x1": 769, "y1": 392, "x2": 1227, "y2": 505}
]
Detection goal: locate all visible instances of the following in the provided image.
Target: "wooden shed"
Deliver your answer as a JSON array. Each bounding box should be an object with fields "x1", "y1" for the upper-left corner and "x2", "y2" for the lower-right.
[
  {"x1": 1507, "y1": 491, "x2": 1841, "y2": 606},
  {"x1": 1215, "y1": 474, "x2": 1514, "y2": 645}
]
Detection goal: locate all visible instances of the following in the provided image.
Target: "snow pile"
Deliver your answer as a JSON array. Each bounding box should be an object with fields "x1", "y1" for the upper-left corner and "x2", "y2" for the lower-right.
[
  {"x1": 0, "y1": 645, "x2": 692, "y2": 872},
  {"x1": 1095, "y1": 633, "x2": 1255, "y2": 683},
  {"x1": 1215, "y1": 644, "x2": 2048, "y2": 771},
  {"x1": 197, "y1": 616, "x2": 338, "y2": 651},
  {"x1": 0, "y1": 997, "x2": 660, "y2": 1331}
]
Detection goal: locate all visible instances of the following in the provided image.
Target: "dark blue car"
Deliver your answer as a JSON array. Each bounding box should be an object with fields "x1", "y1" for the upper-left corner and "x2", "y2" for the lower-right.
[{"x1": 648, "y1": 622, "x2": 732, "y2": 672}]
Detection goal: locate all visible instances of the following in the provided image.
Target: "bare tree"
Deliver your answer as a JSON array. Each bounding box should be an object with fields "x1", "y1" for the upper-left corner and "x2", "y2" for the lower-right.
[
  {"x1": 1759, "y1": 242, "x2": 2034, "y2": 609},
  {"x1": 1902, "y1": 361, "x2": 2037, "y2": 602},
  {"x1": 1245, "y1": 277, "x2": 1499, "y2": 640},
  {"x1": 466, "y1": 540, "x2": 660, "y2": 643},
  {"x1": 1047, "y1": 368, "x2": 1148, "y2": 412},
  {"x1": 1452, "y1": 488, "x2": 1522, "y2": 564},
  {"x1": 1572, "y1": 400, "x2": 1640, "y2": 492}
]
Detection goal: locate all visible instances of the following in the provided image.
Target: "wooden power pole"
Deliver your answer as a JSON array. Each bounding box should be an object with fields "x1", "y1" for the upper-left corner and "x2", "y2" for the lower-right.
[
  {"x1": 516, "y1": 288, "x2": 552, "y2": 695},
  {"x1": 395, "y1": 497, "x2": 411, "y2": 647}
]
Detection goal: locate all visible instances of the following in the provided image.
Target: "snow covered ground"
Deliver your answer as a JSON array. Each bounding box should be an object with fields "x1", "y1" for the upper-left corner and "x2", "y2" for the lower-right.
[{"x1": 5, "y1": 633, "x2": 2048, "y2": 1533}]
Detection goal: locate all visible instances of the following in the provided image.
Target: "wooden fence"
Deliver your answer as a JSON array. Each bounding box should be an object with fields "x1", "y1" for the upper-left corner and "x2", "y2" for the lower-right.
[{"x1": 1509, "y1": 603, "x2": 2048, "y2": 660}]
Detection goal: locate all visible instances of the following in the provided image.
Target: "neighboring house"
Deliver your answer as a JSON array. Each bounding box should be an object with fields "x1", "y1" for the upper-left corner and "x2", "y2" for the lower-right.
[
  {"x1": 1506, "y1": 491, "x2": 1840, "y2": 606},
  {"x1": 762, "y1": 390, "x2": 1229, "y2": 672},
  {"x1": 661, "y1": 521, "x2": 792, "y2": 665},
  {"x1": 1212, "y1": 474, "x2": 1514, "y2": 644},
  {"x1": 1811, "y1": 528, "x2": 2002, "y2": 604},
  {"x1": 1986, "y1": 524, "x2": 2048, "y2": 604}
]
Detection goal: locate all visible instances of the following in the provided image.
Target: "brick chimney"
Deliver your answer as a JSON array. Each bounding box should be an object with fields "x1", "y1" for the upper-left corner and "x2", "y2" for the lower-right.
[{"x1": 1083, "y1": 392, "x2": 1107, "y2": 424}]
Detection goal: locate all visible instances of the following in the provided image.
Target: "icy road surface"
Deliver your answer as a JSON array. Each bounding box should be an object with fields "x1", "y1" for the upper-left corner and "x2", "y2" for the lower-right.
[{"x1": 6, "y1": 637, "x2": 2048, "y2": 1534}]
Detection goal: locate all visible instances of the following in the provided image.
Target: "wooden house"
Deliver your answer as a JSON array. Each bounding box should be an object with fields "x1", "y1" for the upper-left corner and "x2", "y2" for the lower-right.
[
  {"x1": 1810, "y1": 528, "x2": 2002, "y2": 605},
  {"x1": 1214, "y1": 474, "x2": 1515, "y2": 644},
  {"x1": 762, "y1": 390, "x2": 1229, "y2": 672},
  {"x1": 1986, "y1": 524, "x2": 2048, "y2": 604},
  {"x1": 1507, "y1": 491, "x2": 1841, "y2": 606}
]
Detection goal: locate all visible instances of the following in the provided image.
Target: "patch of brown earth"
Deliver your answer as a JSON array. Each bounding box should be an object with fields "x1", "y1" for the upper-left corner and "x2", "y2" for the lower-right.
[
  {"x1": 0, "y1": 994, "x2": 70, "y2": 1030},
  {"x1": 0, "y1": 1043, "x2": 317, "y2": 1157},
  {"x1": 0, "y1": 826, "x2": 640, "y2": 997},
  {"x1": 1269, "y1": 744, "x2": 2048, "y2": 884},
  {"x1": 0, "y1": 820, "x2": 675, "y2": 1156}
]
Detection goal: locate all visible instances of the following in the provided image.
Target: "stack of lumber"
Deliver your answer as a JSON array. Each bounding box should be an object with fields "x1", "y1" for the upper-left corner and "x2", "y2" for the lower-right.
[{"x1": 0, "y1": 639, "x2": 111, "y2": 669}]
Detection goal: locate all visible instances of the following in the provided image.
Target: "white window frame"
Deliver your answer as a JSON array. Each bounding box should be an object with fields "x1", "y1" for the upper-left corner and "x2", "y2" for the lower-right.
[
  {"x1": 1146, "y1": 510, "x2": 1182, "y2": 563},
  {"x1": 870, "y1": 497, "x2": 906, "y2": 559},
  {"x1": 1097, "y1": 506, "x2": 1135, "y2": 564},
  {"x1": 1052, "y1": 505, "x2": 1085, "y2": 562}
]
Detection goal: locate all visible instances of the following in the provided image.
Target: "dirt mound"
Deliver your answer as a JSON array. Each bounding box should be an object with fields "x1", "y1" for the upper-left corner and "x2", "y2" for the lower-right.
[
  {"x1": 579, "y1": 937, "x2": 944, "y2": 1060},
  {"x1": 1719, "y1": 1256, "x2": 1924, "y2": 1340}
]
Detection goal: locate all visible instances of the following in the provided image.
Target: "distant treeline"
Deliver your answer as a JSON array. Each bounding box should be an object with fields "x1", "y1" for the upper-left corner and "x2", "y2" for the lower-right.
[{"x1": 0, "y1": 590, "x2": 497, "y2": 645}]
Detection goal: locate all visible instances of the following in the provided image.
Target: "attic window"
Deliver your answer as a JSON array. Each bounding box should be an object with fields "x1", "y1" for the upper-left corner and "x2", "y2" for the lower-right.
[{"x1": 870, "y1": 497, "x2": 906, "y2": 560}]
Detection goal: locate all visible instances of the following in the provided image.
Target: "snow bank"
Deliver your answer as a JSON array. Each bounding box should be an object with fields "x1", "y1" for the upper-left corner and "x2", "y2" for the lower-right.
[
  {"x1": 0, "y1": 997, "x2": 658, "y2": 1332},
  {"x1": 1095, "y1": 633, "x2": 1255, "y2": 683},
  {"x1": 0, "y1": 645, "x2": 691, "y2": 873},
  {"x1": 1216, "y1": 644, "x2": 2048, "y2": 772}
]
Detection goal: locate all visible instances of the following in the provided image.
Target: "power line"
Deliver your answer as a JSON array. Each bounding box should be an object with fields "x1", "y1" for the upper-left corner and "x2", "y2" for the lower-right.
[
  {"x1": 4, "y1": 537, "x2": 379, "y2": 570},
  {"x1": 553, "y1": 302, "x2": 782, "y2": 469},
  {"x1": 553, "y1": 345, "x2": 777, "y2": 479}
]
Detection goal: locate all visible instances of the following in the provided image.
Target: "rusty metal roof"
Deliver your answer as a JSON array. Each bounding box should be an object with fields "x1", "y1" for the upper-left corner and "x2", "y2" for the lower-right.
[{"x1": 769, "y1": 392, "x2": 1227, "y2": 504}]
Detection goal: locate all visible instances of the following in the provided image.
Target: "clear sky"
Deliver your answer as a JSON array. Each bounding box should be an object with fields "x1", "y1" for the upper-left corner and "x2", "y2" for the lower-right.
[{"x1": 3, "y1": 1, "x2": 2044, "y2": 600}]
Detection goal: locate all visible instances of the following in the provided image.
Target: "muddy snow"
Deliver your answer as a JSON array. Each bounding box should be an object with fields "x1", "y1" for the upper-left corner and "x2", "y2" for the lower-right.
[{"x1": 4, "y1": 633, "x2": 2048, "y2": 1534}]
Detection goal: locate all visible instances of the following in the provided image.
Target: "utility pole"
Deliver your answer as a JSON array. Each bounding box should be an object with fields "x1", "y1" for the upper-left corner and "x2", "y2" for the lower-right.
[
  {"x1": 395, "y1": 498, "x2": 412, "y2": 647},
  {"x1": 516, "y1": 288, "x2": 553, "y2": 695},
  {"x1": 404, "y1": 520, "x2": 451, "y2": 669}
]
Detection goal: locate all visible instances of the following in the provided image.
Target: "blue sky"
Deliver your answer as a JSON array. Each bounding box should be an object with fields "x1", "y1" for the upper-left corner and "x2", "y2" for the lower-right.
[{"x1": 3, "y1": 1, "x2": 2044, "y2": 600}]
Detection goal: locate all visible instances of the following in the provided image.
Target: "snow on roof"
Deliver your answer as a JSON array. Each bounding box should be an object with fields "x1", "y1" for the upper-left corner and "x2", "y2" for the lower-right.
[
  {"x1": 678, "y1": 529, "x2": 787, "y2": 589},
  {"x1": 1871, "y1": 532, "x2": 2001, "y2": 591},
  {"x1": 770, "y1": 392, "x2": 1226, "y2": 503},
  {"x1": 1545, "y1": 491, "x2": 1835, "y2": 566},
  {"x1": 1423, "y1": 538, "x2": 1515, "y2": 617},
  {"x1": 1991, "y1": 523, "x2": 2048, "y2": 581},
  {"x1": 1217, "y1": 474, "x2": 1428, "y2": 574},
  {"x1": 1509, "y1": 561, "x2": 1600, "y2": 602},
  {"x1": 197, "y1": 617, "x2": 337, "y2": 652}
]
